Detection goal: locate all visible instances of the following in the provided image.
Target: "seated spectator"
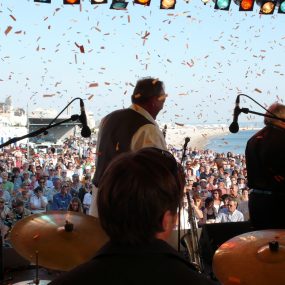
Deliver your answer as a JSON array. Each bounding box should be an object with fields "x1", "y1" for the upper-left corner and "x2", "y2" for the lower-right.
[
  {"x1": 49, "y1": 147, "x2": 215, "y2": 285},
  {"x1": 229, "y1": 184, "x2": 241, "y2": 203},
  {"x1": 68, "y1": 197, "x2": 83, "y2": 213},
  {"x1": 11, "y1": 199, "x2": 32, "y2": 225},
  {"x1": 83, "y1": 184, "x2": 93, "y2": 214},
  {"x1": 12, "y1": 167, "x2": 22, "y2": 191},
  {"x1": 212, "y1": 189, "x2": 223, "y2": 215},
  {"x1": 30, "y1": 187, "x2": 48, "y2": 214},
  {"x1": 1, "y1": 172, "x2": 14, "y2": 196},
  {"x1": 189, "y1": 194, "x2": 204, "y2": 227},
  {"x1": 70, "y1": 174, "x2": 83, "y2": 198},
  {"x1": 219, "y1": 194, "x2": 230, "y2": 213},
  {"x1": 237, "y1": 188, "x2": 250, "y2": 221},
  {"x1": 0, "y1": 198, "x2": 13, "y2": 242},
  {"x1": 202, "y1": 197, "x2": 216, "y2": 224},
  {"x1": 60, "y1": 169, "x2": 71, "y2": 184},
  {"x1": 52, "y1": 183, "x2": 72, "y2": 211},
  {"x1": 215, "y1": 198, "x2": 244, "y2": 223},
  {"x1": 0, "y1": 182, "x2": 11, "y2": 207}
]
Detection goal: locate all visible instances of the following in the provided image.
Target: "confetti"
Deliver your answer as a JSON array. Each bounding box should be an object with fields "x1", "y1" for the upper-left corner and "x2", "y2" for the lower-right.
[
  {"x1": 10, "y1": 15, "x2": 16, "y2": 21},
  {"x1": 254, "y1": 88, "x2": 262, "y2": 93},
  {"x1": 5, "y1": 26, "x2": 12, "y2": 35},
  {"x1": 89, "y1": 83, "x2": 99, "y2": 88},
  {"x1": 75, "y1": 42, "x2": 85, "y2": 53}
]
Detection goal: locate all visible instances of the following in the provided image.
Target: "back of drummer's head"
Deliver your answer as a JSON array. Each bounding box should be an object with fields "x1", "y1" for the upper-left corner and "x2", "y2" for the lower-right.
[{"x1": 97, "y1": 147, "x2": 184, "y2": 245}]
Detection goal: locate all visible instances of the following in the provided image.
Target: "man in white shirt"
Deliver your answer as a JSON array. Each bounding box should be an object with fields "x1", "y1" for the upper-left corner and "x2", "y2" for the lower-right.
[
  {"x1": 90, "y1": 77, "x2": 168, "y2": 217},
  {"x1": 215, "y1": 198, "x2": 244, "y2": 223}
]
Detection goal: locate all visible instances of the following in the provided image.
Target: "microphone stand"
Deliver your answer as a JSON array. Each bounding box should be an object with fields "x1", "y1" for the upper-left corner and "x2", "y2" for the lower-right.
[
  {"x1": 177, "y1": 137, "x2": 190, "y2": 252},
  {"x1": 239, "y1": 107, "x2": 285, "y2": 122},
  {"x1": 0, "y1": 115, "x2": 81, "y2": 149}
]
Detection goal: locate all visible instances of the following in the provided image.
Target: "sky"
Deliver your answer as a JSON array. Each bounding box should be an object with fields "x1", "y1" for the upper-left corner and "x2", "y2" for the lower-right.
[{"x1": 0, "y1": 0, "x2": 285, "y2": 126}]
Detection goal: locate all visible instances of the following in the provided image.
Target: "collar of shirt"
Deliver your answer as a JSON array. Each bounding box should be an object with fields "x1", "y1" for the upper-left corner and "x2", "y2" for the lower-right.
[{"x1": 129, "y1": 104, "x2": 158, "y2": 127}]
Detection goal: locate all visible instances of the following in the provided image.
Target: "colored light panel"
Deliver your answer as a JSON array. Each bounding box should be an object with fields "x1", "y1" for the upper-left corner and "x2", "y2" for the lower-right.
[
  {"x1": 110, "y1": 0, "x2": 128, "y2": 9},
  {"x1": 214, "y1": 0, "x2": 231, "y2": 9},
  {"x1": 160, "y1": 0, "x2": 176, "y2": 9},
  {"x1": 278, "y1": 0, "x2": 285, "y2": 12},
  {"x1": 260, "y1": 1, "x2": 276, "y2": 13},
  {"x1": 240, "y1": 0, "x2": 254, "y2": 10},
  {"x1": 64, "y1": 0, "x2": 80, "y2": 4},
  {"x1": 34, "y1": 0, "x2": 51, "y2": 3},
  {"x1": 91, "y1": 0, "x2": 107, "y2": 3},
  {"x1": 134, "y1": 0, "x2": 151, "y2": 6}
]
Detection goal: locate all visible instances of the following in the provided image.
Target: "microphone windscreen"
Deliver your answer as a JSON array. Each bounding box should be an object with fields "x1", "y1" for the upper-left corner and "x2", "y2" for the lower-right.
[
  {"x1": 229, "y1": 122, "x2": 239, "y2": 133},
  {"x1": 81, "y1": 126, "x2": 91, "y2": 138}
]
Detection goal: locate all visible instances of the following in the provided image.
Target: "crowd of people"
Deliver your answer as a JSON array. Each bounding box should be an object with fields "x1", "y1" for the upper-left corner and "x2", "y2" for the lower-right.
[
  {"x1": 0, "y1": 138, "x2": 97, "y2": 243},
  {"x1": 0, "y1": 134, "x2": 250, "y2": 245}
]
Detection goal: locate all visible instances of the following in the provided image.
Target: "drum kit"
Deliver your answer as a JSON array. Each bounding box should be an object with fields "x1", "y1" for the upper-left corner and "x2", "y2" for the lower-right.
[
  {"x1": 6, "y1": 211, "x2": 109, "y2": 285},
  {"x1": 4, "y1": 211, "x2": 285, "y2": 285},
  {"x1": 213, "y1": 229, "x2": 285, "y2": 285}
]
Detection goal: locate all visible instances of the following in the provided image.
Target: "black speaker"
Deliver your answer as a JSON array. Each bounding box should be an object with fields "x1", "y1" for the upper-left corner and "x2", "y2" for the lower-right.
[{"x1": 200, "y1": 221, "x2": 254, "y2": 266}]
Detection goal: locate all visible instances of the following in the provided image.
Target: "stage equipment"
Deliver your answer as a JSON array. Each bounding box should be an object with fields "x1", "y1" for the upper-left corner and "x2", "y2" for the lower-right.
[
  {"x1": 229, "y1": 94, "x2": 241, "y2": 133},
  {"x1": 110, "y1": 0, "x2": 129, "y2": 9},
  {"x1": 79, "y1": 99, "x2": 91, "y2": 138},
  {"x1": 13, "y1": 281, "x2": 50, "y2": 285},
  {"x1": 182, "y1": 191, "x2": 204, "y2": 273},
  {"x1": 213, "y1": 229, "x2": 285, "y2": 285},
  {"x1": 91, "y1": 0, "x2": 108, "y2": 3},
  {"x1": 199, "y1": 221, "x2": 253, "y2": 266},
  {"x1": 134, "y1": 0, "x2": 151, "y2": 5},
  {"x1": 234, "y1": 0, "x2": 254, "y2": 10},
  {"x1": 228, "y1": 94, "x2": 285, "y2": 133},
  {"x1": 177, "y1": 137, "x2": 190, "y2": 252},
  {"x1": 0, "y1": 97, "x2": 91, "y2": 149},
  {"x1": 34, "y1": 0, "x2": 51, "y2": 3},
  {"x1": 64, "y1": 0, "x2": 80, "y2": 4},
  {"x1": 278, "y1": 0, "x2": 285, "y2": 12},
  {"x1": 10, "y1": 211, "x2": 109, "y2": 271},
  {"x1": 256, "y1": 0, "x2": 276, "y2": 13},
  {"x1": 160, "y1": 0, "x2": 176, "y2": 9},
  {"x1": 201, "y1": 0, "x2": 212, "y2": 4},
  {"x1": 214, "y1": 0, "x2": 231, "y2": 10}
]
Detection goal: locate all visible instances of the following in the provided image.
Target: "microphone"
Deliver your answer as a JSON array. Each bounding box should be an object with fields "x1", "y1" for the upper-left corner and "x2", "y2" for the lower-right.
[
  {"x1": 183, "y1": 137, "x2": 190, "y2": 149},
  {"x1": 229, "y1": 95, "x2": 241, "y2": 133},
  {"x1": 79, "y1": 99, "x2": 91, "y2": 138}
]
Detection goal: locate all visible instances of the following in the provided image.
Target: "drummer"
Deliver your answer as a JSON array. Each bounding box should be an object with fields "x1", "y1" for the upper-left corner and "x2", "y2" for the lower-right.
[{"x1": 49, "y1": 148, "x2": 216, "y2": 285}]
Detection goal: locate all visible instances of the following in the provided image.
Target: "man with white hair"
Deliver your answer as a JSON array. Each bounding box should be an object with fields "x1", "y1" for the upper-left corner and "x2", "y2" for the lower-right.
[{"x1": 90, "y1": 77, "x2": 168, "y2": 217}]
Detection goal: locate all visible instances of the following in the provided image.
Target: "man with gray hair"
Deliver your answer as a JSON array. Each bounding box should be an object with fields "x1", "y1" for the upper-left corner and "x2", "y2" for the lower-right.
[
  {"x1": 90, "y1": 77, "x2": 168, "y2": 217},
  {"x1": 246, "y1": 102, "x2": 285, "y2": 229}
]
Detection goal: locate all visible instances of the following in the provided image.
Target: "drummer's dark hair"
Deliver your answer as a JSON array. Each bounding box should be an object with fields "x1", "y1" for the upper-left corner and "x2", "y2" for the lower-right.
[{"x1": 97, "y1": 147, "x2": 185, "y2": 245}]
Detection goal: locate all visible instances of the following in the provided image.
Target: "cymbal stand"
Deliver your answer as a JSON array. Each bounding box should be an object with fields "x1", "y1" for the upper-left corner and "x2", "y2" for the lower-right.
[
  {"x1": 34, "y1": 251, "x2": 40, "y2": 285},
  {"x1": 0, "y1": 230, "x2": 13, "y2": 285}
]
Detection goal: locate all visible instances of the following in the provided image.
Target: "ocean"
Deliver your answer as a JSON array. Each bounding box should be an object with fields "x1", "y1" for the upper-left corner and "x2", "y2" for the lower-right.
[{"x1": 206, "y1": 129, "x2": 258, "y2": 155}]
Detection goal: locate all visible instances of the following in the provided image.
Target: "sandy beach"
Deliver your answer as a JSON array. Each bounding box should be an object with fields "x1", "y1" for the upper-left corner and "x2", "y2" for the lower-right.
[{"x1": 163, "y1": 124, "x2": 230, "y2": 150}]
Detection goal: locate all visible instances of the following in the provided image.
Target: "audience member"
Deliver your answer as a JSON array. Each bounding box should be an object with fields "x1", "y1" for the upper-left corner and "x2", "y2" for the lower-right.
[{"x1": 215, "y1": 198, "x2": 244, "y2": 223}]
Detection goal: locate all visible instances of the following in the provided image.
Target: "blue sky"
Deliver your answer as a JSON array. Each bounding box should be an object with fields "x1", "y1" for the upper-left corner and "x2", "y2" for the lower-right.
[{"x1": 0, "y1": 0, "x2": 284, "y2": 126}]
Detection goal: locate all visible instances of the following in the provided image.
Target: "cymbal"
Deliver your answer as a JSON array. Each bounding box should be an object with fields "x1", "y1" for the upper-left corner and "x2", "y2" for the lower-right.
[
  {"x1": 213, "y1": 229, "x2": 285, "y2": 285},
  {"x1": 10, "y1": 211, "x2": 109, "y2": 271},
  {"x1": 13, "y1": 280, "x2": 50, "y2": 285}
]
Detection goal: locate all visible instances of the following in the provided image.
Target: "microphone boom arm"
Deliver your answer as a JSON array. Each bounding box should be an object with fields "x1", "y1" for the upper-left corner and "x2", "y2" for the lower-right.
[
  {"x1": 0, "y1": 115, "x2": 80, "y2": 149},
  {"x1": 240, "y1": 108, "x2": 285, "y2": 123}
]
